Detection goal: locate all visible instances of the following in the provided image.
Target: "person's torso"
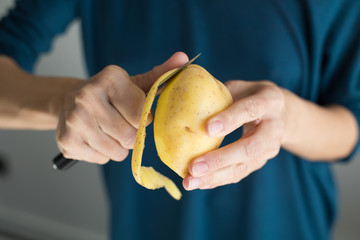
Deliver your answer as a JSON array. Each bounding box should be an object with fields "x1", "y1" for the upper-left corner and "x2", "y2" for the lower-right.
[{"x1": 78, "y1": 1, "x2": 341, "y2": 239}]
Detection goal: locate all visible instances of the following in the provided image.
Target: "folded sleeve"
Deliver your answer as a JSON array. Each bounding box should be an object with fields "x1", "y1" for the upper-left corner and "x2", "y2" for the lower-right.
[
  {"x1": 0, "y1": 0, "x2": 80, "y2": 72},
  {"x1": 319, "y1": 2, "x2": 360, "y2": 162}
]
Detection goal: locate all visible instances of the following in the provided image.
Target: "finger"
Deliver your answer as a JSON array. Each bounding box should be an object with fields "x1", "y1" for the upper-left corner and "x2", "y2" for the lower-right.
[
  {"x1": 106, "y1": 76, "x2": 147, "y2": 129},
  {"x1": 83, "y1": 124, "x2": 129, "y2": 162},
  {"x1": 183, "y1": 163, "x2": 250, "y2": 190},
  {"x1": 95, "y1": 100, "x2": 138, "y2": 149},
  {"x1": 206, "y1": 86, "x2": 283, "y2": 137},
  {"x1": 188, "y1": 130, "x2": 262, "y2": 178},
  {"x1": 61, "y1": 142, "x2": 110, "y2": 164},
  {"x1": 57, "y1": 132, "x2": 110, "y2": 164},
  {"x1": 107, "y1": 52, "x2": 189, "y2": 128},
  {"x1": 189, "y1": 119, "x2": 283, "y2": 178},
  {"x1": 90, "y1": 65, "x2": 146, "y2": 129},
  {"x1": 74, "y1": 84, "x2": 139, "y2": 148},
  {"x1": 185, "y1": 139, "x2": 281, "y2": 190},
  {"x1": 65, "y1": 101, "x2": 129, "y2": 162},
  {"x1": 131, "y1": 52, "x2": 189, "y2": 92}
]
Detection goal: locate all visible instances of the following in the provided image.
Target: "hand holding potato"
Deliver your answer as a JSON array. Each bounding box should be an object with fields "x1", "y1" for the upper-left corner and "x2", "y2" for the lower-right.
[
  {"x1": 183, "y1": 80, "x2": 286, "y2": 190},
  {"x1": 56, "y1": 52, "x2": 189, "y2": 165}
]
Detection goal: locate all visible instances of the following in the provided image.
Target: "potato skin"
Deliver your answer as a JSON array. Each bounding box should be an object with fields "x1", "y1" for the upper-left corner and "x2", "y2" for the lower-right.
[{"x1": 154, "y1": 64, "x2": 233, "y2": 178}]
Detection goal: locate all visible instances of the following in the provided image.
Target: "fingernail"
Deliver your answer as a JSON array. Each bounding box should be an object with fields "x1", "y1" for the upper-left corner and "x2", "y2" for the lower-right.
[
  {"x1": 191, "y1": 161, "x2": 208, "y2": 176},
  {"x1": 208, "y1": 120, "x2": 223, "y2": 136},
  {"x1": 188, "y1": 177, "x2": 201, "y2": 190}
]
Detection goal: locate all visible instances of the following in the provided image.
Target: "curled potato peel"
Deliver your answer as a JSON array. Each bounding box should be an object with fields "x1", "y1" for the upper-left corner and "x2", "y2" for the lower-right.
[{"x1": 131, "y1": 68, "x2": 182, "y2": 200}]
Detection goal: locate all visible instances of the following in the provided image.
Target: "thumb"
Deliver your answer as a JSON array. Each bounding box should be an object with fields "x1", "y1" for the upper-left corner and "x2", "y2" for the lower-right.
[{"x1": 131, "y1": 52, "x2": 189, "y2": 92}]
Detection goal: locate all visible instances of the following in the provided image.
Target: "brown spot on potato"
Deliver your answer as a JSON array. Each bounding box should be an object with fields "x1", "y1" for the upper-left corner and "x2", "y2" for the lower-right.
[{"x1": 185, "y1": 126, "x2": 195, "y2": 133}]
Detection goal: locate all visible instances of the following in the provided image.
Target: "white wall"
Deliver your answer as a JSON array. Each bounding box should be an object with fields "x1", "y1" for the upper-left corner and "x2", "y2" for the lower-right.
[{"x1": 0, "y1": 1, "x2": 359, "y2": 240}]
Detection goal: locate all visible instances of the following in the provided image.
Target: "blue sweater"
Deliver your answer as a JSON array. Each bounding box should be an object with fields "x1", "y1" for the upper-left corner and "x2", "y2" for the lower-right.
[{"x1": 1, "y1": 1, "x2": 360, "y2": 239}]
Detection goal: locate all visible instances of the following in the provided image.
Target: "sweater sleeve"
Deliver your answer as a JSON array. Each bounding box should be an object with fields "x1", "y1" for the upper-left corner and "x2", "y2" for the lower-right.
[
  {"x1": 0, "y1": 0, "x2": 80, "y2": 72},
  {"x1": 319, "y1": 1, "x2": 360, "y2": 162}
]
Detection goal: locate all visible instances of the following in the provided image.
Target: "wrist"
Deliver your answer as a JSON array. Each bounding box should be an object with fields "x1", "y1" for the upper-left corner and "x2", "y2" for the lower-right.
[
  {"x1": 279, "y1": 88, "x2": 299, "y2": 148},
  {"x1": 21, "y1": 75, "x2": 83, "y2": 129},
  {"x1": 49, "y1": 77, "x2": 83, "y2": 118},
  {"x1": 0, "y1": 56, "x2": 84, "y2": 129}
]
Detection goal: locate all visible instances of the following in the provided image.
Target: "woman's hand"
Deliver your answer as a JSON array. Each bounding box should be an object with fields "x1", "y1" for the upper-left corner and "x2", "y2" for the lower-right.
[
  {"x1": 183, "y1": 80, "x2": 287, "y2": 190},
  {"x1": 56, "y1": 52, "x2": 189, "y2": 164}
]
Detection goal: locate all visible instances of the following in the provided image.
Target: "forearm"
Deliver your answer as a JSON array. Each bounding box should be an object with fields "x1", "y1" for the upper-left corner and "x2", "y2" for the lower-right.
[
  {"x1": 281, "y1": 89, "x2": 358, "y2": 161},
  {"x1": 0, "y1": 56, "x2": 82, "y2": 129}
]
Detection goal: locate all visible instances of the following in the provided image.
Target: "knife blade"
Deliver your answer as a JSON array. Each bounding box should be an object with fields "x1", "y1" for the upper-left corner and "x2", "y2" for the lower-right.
[
  {"x1": 53, "y1": 53, "x2": 201, "y2": 171},
  {"x1": 155, "y1": 53, "x2": 201, "y2": 91}
]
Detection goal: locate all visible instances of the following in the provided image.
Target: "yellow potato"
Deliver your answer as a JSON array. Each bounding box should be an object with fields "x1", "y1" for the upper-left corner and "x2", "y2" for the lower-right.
[
  {"x1": 131, "y1": 64, "x2": 233, "y2": 200},
  {"x1": 154, "y1": 64, "x2": 233, "y2": 178}
]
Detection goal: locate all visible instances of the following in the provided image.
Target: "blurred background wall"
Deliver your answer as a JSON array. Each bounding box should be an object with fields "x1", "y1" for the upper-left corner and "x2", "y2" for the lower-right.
[
  {"x1": 0, "y1": 1, "x2": 107, "y2": 240},
  {"x1": 0, "y1": 1, "x2": 359, "y2": 239}
]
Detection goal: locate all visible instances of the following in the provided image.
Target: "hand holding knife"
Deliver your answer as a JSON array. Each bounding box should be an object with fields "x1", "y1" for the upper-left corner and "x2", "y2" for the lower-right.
[{"x1": 53, "y1": 53, "x2": 201, "y2": 170}]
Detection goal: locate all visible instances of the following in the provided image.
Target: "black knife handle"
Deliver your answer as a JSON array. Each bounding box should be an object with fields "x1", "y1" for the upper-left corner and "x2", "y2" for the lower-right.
[{"x1": 53, "y1": 153, "x2": 77, "y2": 171}]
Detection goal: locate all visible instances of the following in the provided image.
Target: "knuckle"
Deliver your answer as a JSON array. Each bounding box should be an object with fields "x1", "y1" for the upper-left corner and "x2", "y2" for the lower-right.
[
  {"x1": 103, "y1": 118, "x2": 119, "y2": 134},
  {"x1": 74, "y1": 88, "x2": 87, "y2": 101},
  {"x1": 224, "y1": 80, "x2": 238, "y2": 89},
  {"x1": 112, "y1": 148, "x2": 129, "y2": 161},
  {"x1": 263, "y1": 85, "x2": 284, "y2": 109},
  {"x1": 128, "y1": 99, "x2": 145, "y2": 128},
  {"x1": 99, "y1": 65, "x2": 130, "y2": 87},
  {"x1": 271, "y1": 87, "x2": 284, "y2": 103},
  {"x1": 104, "y1": 65, "x2": 129, "y2": 78},
  {"x1": 244, "y1": 139, "x2": 263, "y2": 158},
  {"x1": 231, "y1": 164, "x2": 247, "y2": 184},
  {"x1": 269, "y1": 85, "x2": 283, "y2": 98},
  {"x1": 213, "y1": 152, "x2": 225, "y2": 170},
  {"x1": 102, "y1": 141, "x2": 117, "y2": 154},
  {"x1": 56, "y1": 127, "x2": 74, "y2": 147},
  {"x1": 259, "y1": 80, "x2": 275, "y2": 87},
  {"x1": 151, "y1": 65, "x2": 161, "y2": 76},
  {"x1": 267, "y1": 140, "x2": 281, "y2": 158},
  {"x1": 270, "y1": 146, "x2": 281, "y2": 158},
  {"x1": 84, "y1": 149, "x2": 109, "y2": 164},
  {"x1": 61, "y1": 149, "x2": 72, "y2": 159},
  {"x1": 112, "y1": 124, "x2": 137, "y2": 149},
  {"x1": 109, "y1": 71, "x2": 131, "y2": 90},
  {"x1": 57, "y1": 133, "x2": 69, "y2": 146},
  {"x1": 224, "y1": 112, "x2": 237, "y2": 130},
  {"x1": 66, "y1": 102, "x2": 94, "y2": 129},
  {"x1": 244, "y1": 99, "x2": 260, "y2": 118},
  {"x1": 74, "y1": 88, "x2": 94, "y2": 106},
  {"x1": 65, "y1": 111, "x2": 79, "y2": 126},
  {"x1": 56, "y1": 127, "x2": 66, "y2": 143},
  {"x1": 253, "y1": 161, "x2": 262, "y2": 171},
  {"x1": 137, "y1": 91, "x2": 146, "y2": 110},
  {"x1": 132, "y1": 110, "x2": 143, "y2": 128},
  {"x1": 253, "y1": 158, "x2": 268, "y2": 171},
  {"x1": 93, "y1": 156, "x2": 109, "y2": 165},
  {"x1": 122, "y1": 131, "x2": 136, "y2": 149},
  {"x1": 98, "y1": 139, "x2": 129, "y2": 161},
  {"x1": 90, "y1": 77, "x2": 106, "y2": 89},
  {"x1": 66, "y1": 105, "x2": 90, "y2": 128},
  {"x1": 103, "y1": 64, "x2": 122, "y2": 73},
  {"x1": 107, "y1": 76, "x2": 122, "y2": 92}
]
